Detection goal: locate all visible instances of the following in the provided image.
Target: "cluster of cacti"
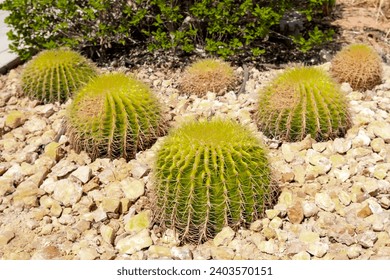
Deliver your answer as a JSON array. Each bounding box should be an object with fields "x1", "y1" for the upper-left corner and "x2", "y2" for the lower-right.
[
  {"x1": 19, "y1": 44, "x2": 385, "y2": 246},
  {"x1": 256, "y1": 66, "x2": 351, "y2": 142},
  {"x1": 21, "y1": 49, "x2": 98, "y2": 103},
  {"x1": 178, "y1": 58, "x2": 236, "y2": 96},
  {"x1": 66, "y1": 73, "x2": 165, "y2": 160},
  {"x1": 153, "y1": 119, "x2": 275, "y2": 243},
  {"x1": 330, "y1": 43, "x2": 383, "y2": 91}
]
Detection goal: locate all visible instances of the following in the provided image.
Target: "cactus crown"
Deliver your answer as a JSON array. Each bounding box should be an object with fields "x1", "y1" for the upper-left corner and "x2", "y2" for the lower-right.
[
  {"x1": 178, "y1": 58, "x2": 236, "y2": 96},
  {"x1": 330, "y1": 43, "x2": 383, "y2": 91},
  {"x1": 154, "y1": 119, "x2": 275, "y2": 243},
  {"x1": 21, "y1": 49, "x2": 97, "y2": 103},
  {"x1": 256, "y1": 66, "x2": 351, "y2": 142},
  {"x1": 66, "y1": 72, "x2": 165, "y2": 160}
]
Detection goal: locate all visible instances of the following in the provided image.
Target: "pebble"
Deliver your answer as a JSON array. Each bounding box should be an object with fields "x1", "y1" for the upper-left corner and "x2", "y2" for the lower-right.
[
  {"x1": 31, "y1": 246, "x2": 61, "y2": 260},
  {"x1": 5, "y1": 111, "x2": 26, "y2": 129},
  {"x1": 307, "y1": 242, "x2": 329, "y2": 258},
  {"x1": 292, "y1": 251, "x2": 311, "y2": 260},
  {"x1": 333, "y1": 138, "x2": 352, "y2": 154},
  {"x1": 213, "y1": 226, "x2": 235, "y2": 246},
  {"x1": 367, "y1": 121, "x2": 390, "y2": 142},
  {"x1": 24, "y1": 117, "x2": 47, "y2": 133},
  {"x1": 371, "y1": 138, "x2": 385, "y2": 153},
  {"x1": 100, "y1": 224, "x2": 115, "y2": 244},
  {"x1": 121, "y1": 178, "x2": 145, "y2": 201},
  {"x1": 211, "y1": 247, "x2": 235, "y2": 260},
  {"x1": 0, "y1": 231, "x2": 15, "y2": 245},
  {"x1": 148, "y1": 245, "x2": 172, "y2": 258},
  {"x1": 258, "y1": 240, "x2": 278, "y2": 255},
  {"x1": 129, "y1": 161, "x2": 150, "y2": 179},
  {"x1": 171, "y1": 246, "x2": 193, "y2": 260},
  {"x1": 124, "y1": 210, "x2": 152, "y2": 233},
  {"x1": 347, "y1": 244, "x2": 362, "y2": 259},
  {"x1": 78, "y1": 247, "x2": 99, "y2": 260},
  {"x1": 315, "y1": 193, "x2": 335, "y2": 212},
  {"x1": 52, "y1": 179, "x2": 83, "y2": 207},
  {"x1": 287, "y1": 202, "x2": 304, "y2": 224},
  {"x1": 70, "y1": 166, "x2": 92, "y2": 184},
  {"x1": 101, "y1": 197, "x2": 121, "y2": 214},
  {"x1": 299, "y1": 231, "x2": 320, "y2": 244},
  {"x1": 116, "y1": 229, "x2": 153, "y2": 255},
  {"x1": 269, "y1": 217, "x2": 283, "y2": 229},
  {"x1": 302, "y1": 201, "x2": 319, "y2": 218},
  {"x1": 358, "y1": 231, "x2": 378, "y2": 248},
  {"x1": 281, "y1": 144, "x2": 295, "y2": 163}
]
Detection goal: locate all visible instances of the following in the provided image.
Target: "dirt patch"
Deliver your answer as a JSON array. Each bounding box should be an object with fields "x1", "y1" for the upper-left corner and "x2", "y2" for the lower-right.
[{"x1": 333, "y1": 0, "x2": 390, "y2": 60}]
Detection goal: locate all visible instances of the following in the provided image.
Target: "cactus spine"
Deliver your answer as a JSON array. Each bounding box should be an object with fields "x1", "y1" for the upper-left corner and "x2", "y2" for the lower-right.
[{"x1": 154, "y1": 119, "x2": 275, "y2": 243}]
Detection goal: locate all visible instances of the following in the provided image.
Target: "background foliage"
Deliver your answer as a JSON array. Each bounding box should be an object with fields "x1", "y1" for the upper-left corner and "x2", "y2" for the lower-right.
[{"x1": 0, "y1": 0, "x2": 336, "y2": 62}]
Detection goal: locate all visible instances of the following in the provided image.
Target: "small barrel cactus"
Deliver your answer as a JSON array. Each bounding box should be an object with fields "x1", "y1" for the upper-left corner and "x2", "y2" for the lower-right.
[
  {"x1": 330, "y1": 43, "x2": 383, "y2": 91},
  {"x1": 256, "y1": 66, "x2": 351, "y2": 142},
  {"x1": 154, "y1": 119, "x2": 275, "y2": 243},
  {"x1": 178, "y1": 58, "x2": 236, "y2": 96},
  {"x1": 21, "y1": 49, "x2": 97, "y2": 103},
  {"x1": 66, "y1": 73, "x2": 165, "y2": 160}
]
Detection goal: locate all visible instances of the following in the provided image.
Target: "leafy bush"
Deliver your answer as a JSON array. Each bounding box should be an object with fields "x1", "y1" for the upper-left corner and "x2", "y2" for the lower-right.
[{"x1": 0, "y1": 0, "x2": 335, "y2": 61}]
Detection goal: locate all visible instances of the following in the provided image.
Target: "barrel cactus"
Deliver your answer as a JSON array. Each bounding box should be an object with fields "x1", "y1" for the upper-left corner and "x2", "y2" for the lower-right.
[
  {"x1": 154, "y1": 119, "x2": 275, "y2": 243},
  {"x1": 66, "y1": 73, "x2": 165, "y2": 160},
  {"x1": 178, "y1": 58, "x2": 236, "y2": 96},
  {"x1": 21, "y1": 49, "x2": 97, "y2": 103},
  {"x1": 330, "y1": 43, "x2": 383, "y2": 91},
  {"x1": 256, "y1": 66, "x2": 351, "y2": 142}
]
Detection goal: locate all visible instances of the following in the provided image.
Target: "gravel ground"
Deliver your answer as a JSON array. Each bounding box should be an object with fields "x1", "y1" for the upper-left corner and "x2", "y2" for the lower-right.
[{"x1": 0, "y1": 61, "x2": 389, "y2": 260}]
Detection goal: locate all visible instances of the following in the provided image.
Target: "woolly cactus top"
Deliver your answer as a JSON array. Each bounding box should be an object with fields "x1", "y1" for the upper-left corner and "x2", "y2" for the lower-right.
[{"x1": 166, "y1": 119, "x2": 258, "y2": 147}]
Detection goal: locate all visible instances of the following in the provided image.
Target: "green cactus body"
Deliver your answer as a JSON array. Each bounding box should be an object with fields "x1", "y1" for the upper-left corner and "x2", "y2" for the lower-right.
[
  {"x1": 256, "y1": 66, "x2": 351, "y2": 142},
  {"x1": 21, "y1": 49, "x2": 97, "y2": 103},
  {"x1": 66, "y1": 73, "x2": 165, "y2": 160},
  {"x1": 154, "y1": 120, "x2": 274, "y2": 243}
]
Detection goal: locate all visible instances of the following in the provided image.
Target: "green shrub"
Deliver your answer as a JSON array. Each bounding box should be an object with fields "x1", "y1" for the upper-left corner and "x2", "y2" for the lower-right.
[
  {"x1": 66, "y1": 73, "x2": 165, "y2": 160},
  {"x1": 0, "y1": 0, "x2": 147, "y2": 61},
  {"x1": 0, "y1": 0, "x2": 335, "y2": 61},
  {"x1": 154, "y1": 119, "x2": 276, "y2": 243},
  {"x1": 21, "y1": 49, "x2": 97, "y2": 103},
  {"x1": 256, "y1": 66, "x2": 351, "y2": 142}
]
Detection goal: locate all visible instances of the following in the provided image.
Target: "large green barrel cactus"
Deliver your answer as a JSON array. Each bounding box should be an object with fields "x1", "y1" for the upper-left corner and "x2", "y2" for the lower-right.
[
  {"x1": 66, "y1": 73, "x2": 165, "y2": 160},
  {"x1": 21, "y1": 49, "x2": 97, "y2": 103},
  {"x1": 256, "y1": 66, "x2": 351, "y2": 142},
  {"x1": 154, "y1": 119, "x2": 275, "y2": 243},
  {"x1": 330, "y1": 43, "x2": 383, "y2": 91}
]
